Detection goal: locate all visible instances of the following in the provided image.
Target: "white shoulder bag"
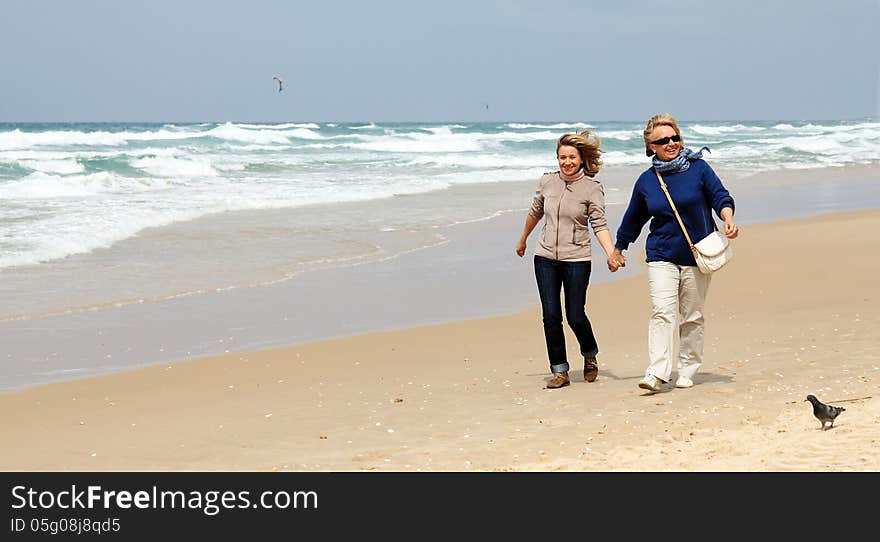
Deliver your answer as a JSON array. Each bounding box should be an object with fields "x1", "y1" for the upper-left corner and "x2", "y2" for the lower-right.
[{"x1": 656, "y1": 170, "x2": 733, "y2": 274}]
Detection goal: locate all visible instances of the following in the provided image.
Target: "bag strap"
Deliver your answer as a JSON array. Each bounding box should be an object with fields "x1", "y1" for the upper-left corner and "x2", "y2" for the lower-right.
[{"x1": 655, "y1": 169, "x2": 697, "y2": 252}]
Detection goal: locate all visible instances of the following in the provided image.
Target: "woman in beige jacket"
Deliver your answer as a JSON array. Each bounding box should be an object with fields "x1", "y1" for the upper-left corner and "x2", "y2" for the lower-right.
[{"x1": 516, "y1": 132, "x2": 621, "y2": 389}]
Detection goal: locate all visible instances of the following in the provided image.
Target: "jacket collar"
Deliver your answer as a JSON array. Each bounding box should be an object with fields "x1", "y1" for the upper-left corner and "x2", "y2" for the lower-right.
[{"x1": 559, "y1": 170, "x2": 586, "y2": 183}]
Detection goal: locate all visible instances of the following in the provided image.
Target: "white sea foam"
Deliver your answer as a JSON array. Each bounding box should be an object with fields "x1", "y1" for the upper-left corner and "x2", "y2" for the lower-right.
[
  {"x1": 506, "y1": 123, "x2": 594, "y2": 130},
  {"x1": 1, "y1": 146, "x2": 180, "y2": 162},
  {"x1": 18, "y1": 159, "x2": 85, "y2": 175},
  {"x1": 405, "y1": 153, "x2": 547, "y2": 169},
  {"x1": 0, "y1": 172, "x2": 169, "y2": 200},
  {"x1": 0, "y1": 205, "x2": 210, "y2": 268},
  {"x1": 2, "y1": 120, "x2": 877, "y2": 271},
  {"x1": 351, "y1": 129, "x2": 564, "y2": 153},
  {"x1": 422, "y1": 126, "x2": 456, "y2": 135},
  {"x1": 232, "y1": 122, "x2": 321, "y2": 130},
  {"x1": 598, "y1": 130, "x2": 641, "y2": 141},
  {"x1": 350, "y1": 132, "x2": 484, "y2": 153},
  {"x1": 0, "y1": 129, "x2": 131, "y2": 149},
  {"x1": 208, "y1": 123, "x2": 327, "y2": 144},
  {"x1": 0, "y1": 127, "x2": 221, "y2": 150},
  {"x1": 688, "y1": 124, "x2": 767, "y2": 135},
  {"x1": 131, "y1": 156, "x2": 220, "y2": 178},
  {"x1": 771, "y1": 122, "x2": 833, "y2": 132},
  {"x1": 206, "y1": 123, "x2": 293, "y2": 144},
  {"x1": 281, "y1": 128, "x2": 327, "y2": 140},
  {"x1": 486, "y1": 130, "x2": 562, "y2": 143}
]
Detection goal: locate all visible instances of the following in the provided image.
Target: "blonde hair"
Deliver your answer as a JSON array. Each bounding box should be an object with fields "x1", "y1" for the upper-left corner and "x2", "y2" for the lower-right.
[
  {"x1": 556, "y1": 131, "x2": 602, "y2": 176},
  {"x1": 643, "y1": 113, "x2": 684, "y2": 157}
]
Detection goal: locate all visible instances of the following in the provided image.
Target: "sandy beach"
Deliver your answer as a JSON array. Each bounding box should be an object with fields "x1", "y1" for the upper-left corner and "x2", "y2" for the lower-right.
[{"x1": 1, "y1": 207, "x2": 878, "y2": 472}]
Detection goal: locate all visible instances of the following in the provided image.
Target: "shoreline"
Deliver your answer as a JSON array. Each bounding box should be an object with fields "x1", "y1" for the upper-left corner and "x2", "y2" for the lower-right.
[
  {"x1": 3, "y1": 162, "x2": 878, "y2": 320},
  {"x1": 2, "y1": 208, "x2": 878, "y2": 471},
  {"x1": 2, "y1": 163, "x2": 879, "y2": 393}
]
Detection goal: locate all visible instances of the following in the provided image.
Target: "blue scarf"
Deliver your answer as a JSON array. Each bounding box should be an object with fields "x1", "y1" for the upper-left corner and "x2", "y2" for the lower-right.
[{"x1": 652, "y1": 146, "x2": 711, "y2": 173}]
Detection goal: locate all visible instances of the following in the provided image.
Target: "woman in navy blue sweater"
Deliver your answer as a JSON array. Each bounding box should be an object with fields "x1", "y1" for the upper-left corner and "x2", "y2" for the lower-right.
[{"x1": 611, "y1": 113, "x2": 739, "y2": 393}]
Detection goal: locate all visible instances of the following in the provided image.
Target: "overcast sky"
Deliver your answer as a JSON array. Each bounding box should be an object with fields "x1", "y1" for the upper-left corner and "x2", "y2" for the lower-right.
[{"x1": 1, "y1": 0, "x2": 877, "y2": 123}]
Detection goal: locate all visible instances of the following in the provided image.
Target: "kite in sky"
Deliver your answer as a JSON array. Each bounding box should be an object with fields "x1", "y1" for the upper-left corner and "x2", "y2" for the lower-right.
[{"x1": 273, "y1": 76, "x2": 283, "y2": 92}]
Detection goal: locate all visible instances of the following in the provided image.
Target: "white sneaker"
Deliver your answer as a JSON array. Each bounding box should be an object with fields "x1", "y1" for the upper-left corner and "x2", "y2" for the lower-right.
[
  {"x1": 675, "y1": 375, "x2": 694, "y2": 389},
  {"x1": 638, "y1": 375, "x2": 662, "y2": 392}
]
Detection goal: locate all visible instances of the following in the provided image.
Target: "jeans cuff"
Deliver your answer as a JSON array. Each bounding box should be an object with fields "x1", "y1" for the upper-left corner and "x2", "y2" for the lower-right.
[
  {"x1": 550, "y1": 362, "x2": 570, "y2": 374},
  {"x1": 581, "y1": 348, "x2": 599, "y2": 358}
]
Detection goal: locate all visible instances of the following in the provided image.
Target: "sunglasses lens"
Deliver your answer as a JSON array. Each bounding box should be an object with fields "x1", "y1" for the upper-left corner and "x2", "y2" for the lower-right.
[{"x1": 651, "y1": 134, "x2": 681, "y2": 145}]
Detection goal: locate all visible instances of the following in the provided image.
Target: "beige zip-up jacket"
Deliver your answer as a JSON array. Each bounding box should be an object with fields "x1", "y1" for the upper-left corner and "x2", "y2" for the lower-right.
[{"x1": 528, "y1": 170, "x2": 608, "y2": 261}]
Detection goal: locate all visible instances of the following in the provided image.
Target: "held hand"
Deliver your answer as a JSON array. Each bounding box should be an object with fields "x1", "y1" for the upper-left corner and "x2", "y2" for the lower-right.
[
  {"x1": 515, "y1": 240, "x2": 526, "y2": 257},
  {"x1": 607, "y1": 256, "x2": 620, "y2": 272},
  {"x1": 607, "y1": 249, "x2": 626, "y2": 272},
  {"x1": 724, "y1": 220, "x2": 739, "y2": 239}
]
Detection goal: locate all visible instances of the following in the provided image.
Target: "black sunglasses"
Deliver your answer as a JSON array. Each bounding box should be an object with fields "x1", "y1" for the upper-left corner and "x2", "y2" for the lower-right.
[{"x1": 650, "y1": 134, "x2": 681, "y2": 145}]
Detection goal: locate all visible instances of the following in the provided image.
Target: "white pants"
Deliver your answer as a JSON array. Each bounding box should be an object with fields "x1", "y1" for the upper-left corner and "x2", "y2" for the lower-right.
[{"x1": 646, "y1": 261, "x2": 711, "y2": 383}]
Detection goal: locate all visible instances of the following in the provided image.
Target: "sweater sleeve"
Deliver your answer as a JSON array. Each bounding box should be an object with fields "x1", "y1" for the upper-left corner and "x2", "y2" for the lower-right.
[
  {"x1": 700, "y1": 162, "x2": 735, "y2": 217},
  {"x1": 528, "y1": 176, "x2": 545, "y2": 219},
  {"x1": 614, "y1": 177, "x2": 650, "y2": 251},
  {"x1": 586, "y1": 180, "x2": 608, "y2": 234}
]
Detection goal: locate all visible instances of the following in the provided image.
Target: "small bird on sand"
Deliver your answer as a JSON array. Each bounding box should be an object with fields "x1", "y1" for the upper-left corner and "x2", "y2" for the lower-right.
[{"x1": 805, "y1": 394, "x2": 846, "y2": 430}]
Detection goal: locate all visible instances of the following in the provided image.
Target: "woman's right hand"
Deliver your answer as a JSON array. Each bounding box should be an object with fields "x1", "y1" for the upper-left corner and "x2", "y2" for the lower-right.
[
  {"x1": 607, "y1": 256, "x2": 619, "y2": 272},
  {"x1": 515, "y1": 240, "x2": 526, "y2": 257},
  {"x1": 611, "y1": 248, "x2": 626, "y2": 270}
]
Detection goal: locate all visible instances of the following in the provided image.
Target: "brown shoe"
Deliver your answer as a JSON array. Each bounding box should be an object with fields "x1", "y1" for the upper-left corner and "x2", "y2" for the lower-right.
[
  {"x1": 583, "y1": 356, "x2": 598, "y2": 382},
  {"x1": 546, "y1": 371, "x2": 570, "y2": 389}
]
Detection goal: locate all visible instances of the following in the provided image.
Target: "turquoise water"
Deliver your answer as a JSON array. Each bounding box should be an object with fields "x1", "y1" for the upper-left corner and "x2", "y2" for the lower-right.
[{"x1": 2, "y1": 119, "x2": 878, "y2": 269}]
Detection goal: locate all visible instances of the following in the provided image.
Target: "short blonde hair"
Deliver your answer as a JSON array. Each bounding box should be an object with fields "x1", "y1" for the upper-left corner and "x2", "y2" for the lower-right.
[
  {"x1": 557, "y1": 131, "x2": 602, "y2": 176},
  {"x1": 643, "y1": 113, "x2": 684, "y2": 157}
]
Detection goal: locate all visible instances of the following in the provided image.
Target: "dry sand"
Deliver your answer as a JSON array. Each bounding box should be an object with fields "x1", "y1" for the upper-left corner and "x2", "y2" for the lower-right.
[{"x1": 2, "y1": 209, "x2": 878, "y2": 471}]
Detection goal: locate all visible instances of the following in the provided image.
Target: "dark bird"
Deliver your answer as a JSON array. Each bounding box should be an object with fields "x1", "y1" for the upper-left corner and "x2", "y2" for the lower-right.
[{"x1": 805, "y1": 394, "x2": 846, "y2": 430}]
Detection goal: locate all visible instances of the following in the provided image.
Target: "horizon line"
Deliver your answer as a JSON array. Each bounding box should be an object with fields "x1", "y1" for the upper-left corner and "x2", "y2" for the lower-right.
[{"x1": 0, "y1": 116, "x2": 876, "y2": 125}]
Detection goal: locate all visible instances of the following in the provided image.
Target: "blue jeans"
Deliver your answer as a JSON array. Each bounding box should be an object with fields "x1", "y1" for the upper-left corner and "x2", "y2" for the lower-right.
[{"x1": 534, "y1": 255, "x2": 599, "y2": 374}]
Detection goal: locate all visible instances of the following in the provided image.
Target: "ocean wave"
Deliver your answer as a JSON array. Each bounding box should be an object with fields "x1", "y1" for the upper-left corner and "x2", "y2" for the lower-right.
[
  {"x1": 0, "y1": 123, "x2": 334, "y2": 151},
  {"x1": 0, "y1": 127, "x2": 213, "y2": 150},
  {"x1": 17, "y1": 159, "x2": 85, "y2": 175},
  {"x1": 506, "y1": 123, "x2": 594, "y2": 130},
  {"x1": 3, "y1": 120, "x2": 877, "y2": 272},
  {"x1": 231, "y1": 122, "x2": 321, "y2": 130},
  {"x1": 1, "y1": 147, "x2": 182, "y2": 164},
  {"x1": 350, "y1": 133, "x2": 483, "y2": 153},
  {"x1": 598, "y1": 130, "x2": 641, "y2": 141},
  {"x1": 404, "y1": 153, "x2": 548, "y2": 169},
  {"x1": 421, "y1": 126, "x2": 456, "y2": 135},
  {"x1": 0, "y1": 129, "x2": 133, "y2": 149},
  {"x1": 205, "y1": 123, "x2": 292, "y2": 144},
  {"x1": 766, "y1": 122, "x2": 880, "y2": 134},
  {"x1": 688, "y1": 124, "x2": 767, "y2": 135},
  {"x1": 0, "y1": 205, "x2": 208, "y2": 268},
  {"x1": 131, "y1": 156, "x2": 220, "y2": 178},
  {"x1": 0, "y1": 171, "x2": 167, "y2": 199},
  {"x1": 349, "y1": 123, "x2": 379, "y2": 130},
  {"x1": 348, "y1": 129, "x2": 562, "y2": 153}
]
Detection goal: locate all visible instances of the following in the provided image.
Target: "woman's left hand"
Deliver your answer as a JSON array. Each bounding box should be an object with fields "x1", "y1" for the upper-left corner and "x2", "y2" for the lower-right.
[{"x1": 724, "y1": 219, "x2": 739, "y2": 239}]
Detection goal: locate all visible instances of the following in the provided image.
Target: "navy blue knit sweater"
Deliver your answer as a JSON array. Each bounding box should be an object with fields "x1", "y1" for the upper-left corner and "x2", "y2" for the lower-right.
[{"x1": 614, "y1": 159, "x2": 735, "y2": 266}]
